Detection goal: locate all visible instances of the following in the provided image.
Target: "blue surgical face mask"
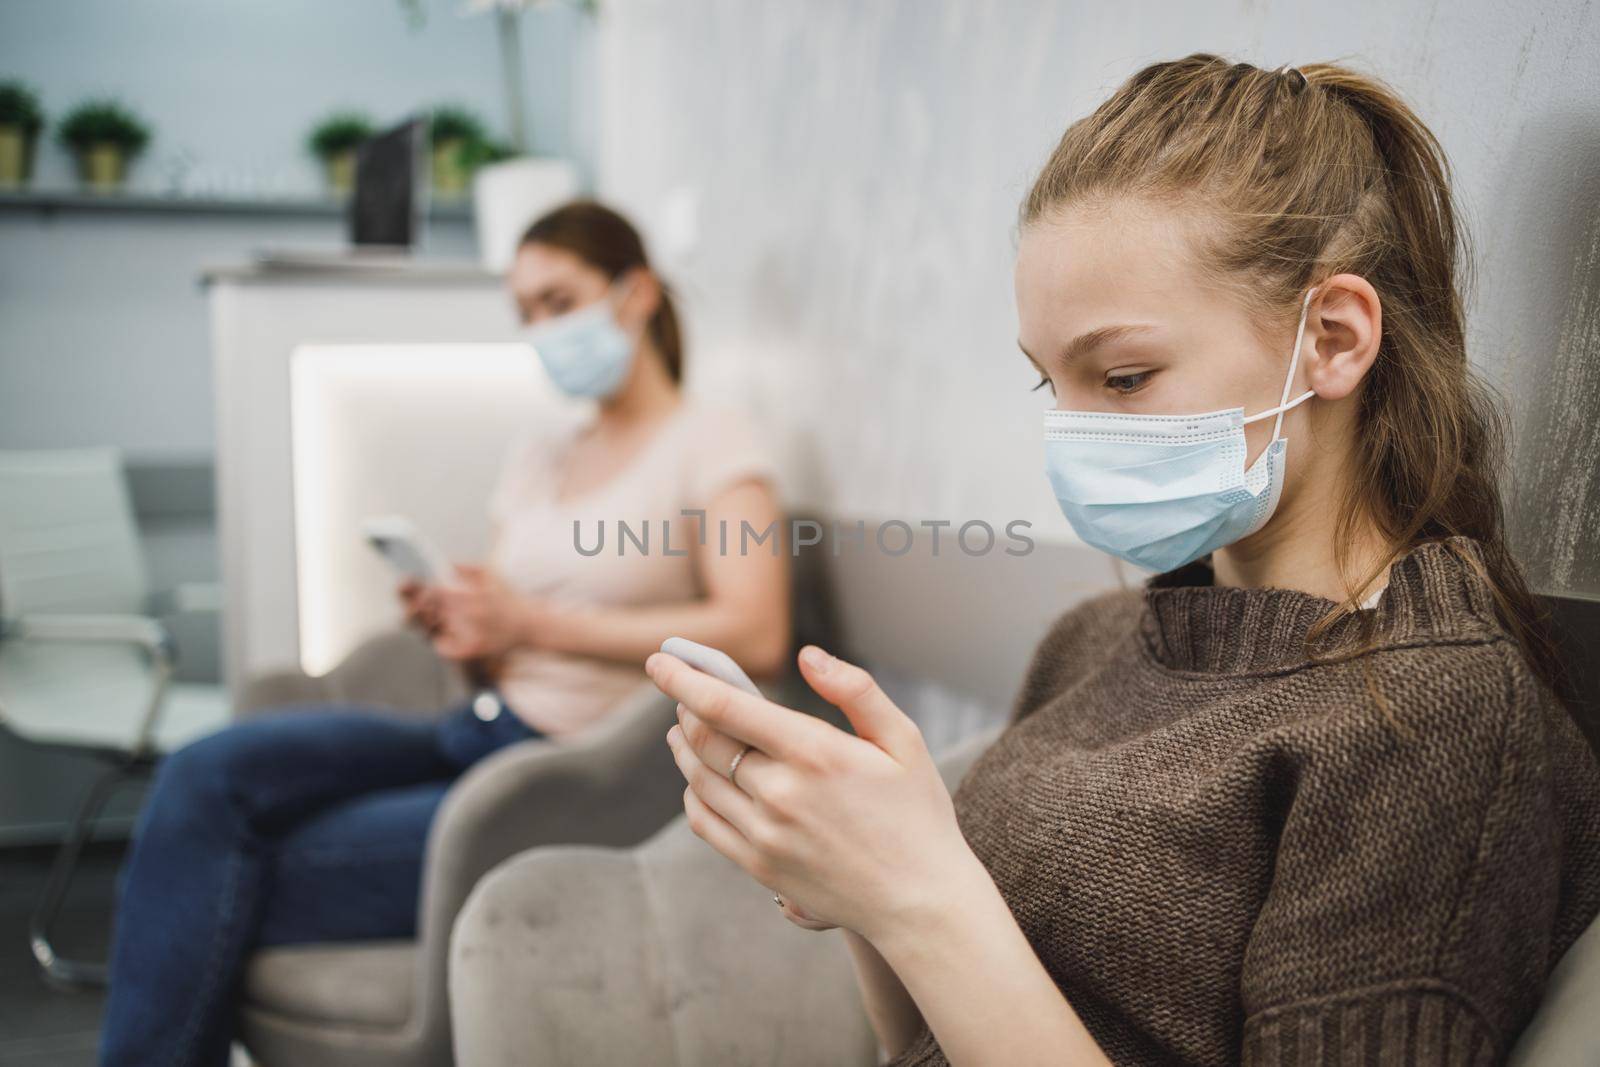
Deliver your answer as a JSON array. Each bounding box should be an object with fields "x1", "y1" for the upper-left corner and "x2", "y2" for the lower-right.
[
  {"x1": 523, "y1": 281, "x2": 637, "y2": 399},
  {"x1": 1042, "y1": 287, "x2": 1319, "y2": 573}
]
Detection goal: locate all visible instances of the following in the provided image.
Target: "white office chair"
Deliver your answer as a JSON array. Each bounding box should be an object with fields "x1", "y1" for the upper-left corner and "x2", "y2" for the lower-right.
[{"x1": 0, "y1": 448, "x2": 231, "y2": 985}]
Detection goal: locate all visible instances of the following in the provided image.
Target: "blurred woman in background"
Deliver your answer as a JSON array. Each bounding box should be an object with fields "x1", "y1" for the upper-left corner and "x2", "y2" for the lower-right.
[{"x1": 101, "y1": 200, "x2": 789, "y2": 1067}]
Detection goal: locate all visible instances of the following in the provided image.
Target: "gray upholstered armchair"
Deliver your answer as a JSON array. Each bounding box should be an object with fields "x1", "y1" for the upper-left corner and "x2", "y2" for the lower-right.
[{"x1": 233, "y1": 628, "x2": 685, "y2": 1067}]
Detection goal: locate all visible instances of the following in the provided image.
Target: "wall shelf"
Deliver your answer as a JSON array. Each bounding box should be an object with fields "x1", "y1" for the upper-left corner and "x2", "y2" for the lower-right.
[{"x1": 0, "y1": 187, "x2": 474, "y2": 221}]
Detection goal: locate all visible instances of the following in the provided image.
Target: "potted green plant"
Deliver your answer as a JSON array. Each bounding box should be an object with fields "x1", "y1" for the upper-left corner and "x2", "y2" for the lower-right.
[
  {"x1": 0, "y1": 82, "x2": 44, "y2": 188},
  {"x1": 457, "y1": 136, "x2": 514, "y2": 173},
  {"x1": 307, "y1": 112, "x2": 374, "y2": 194},
  {"x1": 429, "y1": 105, "x2": 488, "y2": 195},
  {"x1": 58, "y1": 99, "x2": 150, "y2": 192}
]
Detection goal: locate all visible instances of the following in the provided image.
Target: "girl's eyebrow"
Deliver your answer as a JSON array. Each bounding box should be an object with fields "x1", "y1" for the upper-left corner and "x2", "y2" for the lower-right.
[{"x1": 1019, "y1": 323, "x2": 1157, "y2": 367}]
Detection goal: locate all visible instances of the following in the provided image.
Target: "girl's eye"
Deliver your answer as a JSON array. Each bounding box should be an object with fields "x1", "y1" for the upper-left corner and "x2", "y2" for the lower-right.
[
  {"x1": 1105, "y1": 371, "x2": 1152, "y2": 395},
  {"x1": 1030, "y1": 374, "x2": 1054, "y2": 395}
]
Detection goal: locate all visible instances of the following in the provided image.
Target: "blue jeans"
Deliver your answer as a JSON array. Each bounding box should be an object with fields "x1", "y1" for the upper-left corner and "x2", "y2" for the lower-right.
[{"x1": 99, "y1": 696, "x2": 543, "y2": 1067}]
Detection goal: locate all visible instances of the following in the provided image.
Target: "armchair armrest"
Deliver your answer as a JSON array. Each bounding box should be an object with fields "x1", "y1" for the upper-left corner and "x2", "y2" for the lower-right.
[
  {"x1": 446, "y1": 718, "x2": 1008, "y2": 1067},
  {"x1": 8, "y1": 612, "x2": 172, "y2": 652},
  {"x1": 3, "y1": 613, "x2": 175, "y2": 753},
  {"x1": 411, "y1": 681, "x2": 684, "y2": 1045},
  {"x1": 447, "y1": 776, "x2": 877, "y2": 1067},
  {"x1": 235, "y1": 668, "x2": 330, "y2": 716},
  {"x1": 237, "y1": 627, "x2": 466, "y2": 719}
]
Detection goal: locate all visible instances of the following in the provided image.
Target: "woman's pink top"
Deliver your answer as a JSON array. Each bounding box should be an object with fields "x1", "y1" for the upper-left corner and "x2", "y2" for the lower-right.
[{"x1": 487, "y1": 400, "x2": 778, "y2": 736}]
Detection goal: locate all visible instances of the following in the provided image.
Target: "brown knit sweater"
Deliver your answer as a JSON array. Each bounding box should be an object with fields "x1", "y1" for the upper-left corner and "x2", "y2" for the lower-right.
[{"x1": 887, "y1": 537, "x2": 1600, "y2": 1066}]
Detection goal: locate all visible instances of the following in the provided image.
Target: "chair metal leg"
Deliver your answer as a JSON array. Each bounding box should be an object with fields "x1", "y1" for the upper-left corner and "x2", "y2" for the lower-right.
[{"x1": 29, "y1": 756, "x2": 149, "y2": 989}]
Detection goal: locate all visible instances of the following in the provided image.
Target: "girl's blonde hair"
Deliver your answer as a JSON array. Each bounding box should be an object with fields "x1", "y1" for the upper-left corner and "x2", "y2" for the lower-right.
[{"x1": 1023, "y1": 54, "x2": 1564, "y2": 700}]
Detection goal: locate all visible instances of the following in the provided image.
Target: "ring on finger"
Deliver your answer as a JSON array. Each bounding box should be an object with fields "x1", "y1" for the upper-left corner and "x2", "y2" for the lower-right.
[{"x1": 729, "y1": 744, "x2": 753, "y2": 789}]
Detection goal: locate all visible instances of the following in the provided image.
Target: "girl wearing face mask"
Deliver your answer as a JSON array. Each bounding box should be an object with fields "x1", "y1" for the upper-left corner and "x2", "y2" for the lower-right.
[
  {"x1": 651, "y1": 58, "x2": 1600, "y2": 1065},
  {"x1": 101, "y1": 200, "x2": 788, "y2": 1067}
]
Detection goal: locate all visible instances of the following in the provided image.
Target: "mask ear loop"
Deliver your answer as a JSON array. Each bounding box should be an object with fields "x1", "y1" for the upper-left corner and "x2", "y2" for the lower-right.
[
  {"x1": 605, "y1": 270, "x2": 648, "y2": 342},
  {"x1": 1242, "y1": 285, "x2": 1319, "y2": 435},
  {"x1": 607, "y1": 271, "x2": 640, "y2": 310}
]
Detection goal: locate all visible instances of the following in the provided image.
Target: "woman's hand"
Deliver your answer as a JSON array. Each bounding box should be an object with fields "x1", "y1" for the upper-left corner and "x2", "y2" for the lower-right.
[
  {"x1": 397, "y1": 579, "x2": 442, "y2": 633},
  {"x1": 431, "y1": 563, "x2": 543, "y2": 661},
  {"x1": 648, "y1": 644, "x2": 989, "y2": 946}
]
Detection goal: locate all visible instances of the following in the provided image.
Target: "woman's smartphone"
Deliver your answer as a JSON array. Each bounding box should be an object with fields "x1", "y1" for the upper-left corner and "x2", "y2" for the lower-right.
[
  {"x1": 362, "y1": 515, "x2": 450, "y2": 582},
  {"x1": 659, "y1": 637, "x2": 762, "y2": 698}
]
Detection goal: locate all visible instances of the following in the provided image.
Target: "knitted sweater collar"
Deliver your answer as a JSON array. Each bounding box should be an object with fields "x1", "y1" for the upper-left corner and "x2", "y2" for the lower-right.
[{"x1": 1139, "y1": 536, "x2": 1504, "y2": 674}]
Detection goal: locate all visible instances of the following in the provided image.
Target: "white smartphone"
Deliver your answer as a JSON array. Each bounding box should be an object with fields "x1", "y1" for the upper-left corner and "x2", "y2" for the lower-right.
[
  {"x1": 659, "y1": 636, "x2": 763, "y2": 698},
  {"x1": 361, "y1": 515, "x2": 450, "y2": 582}
]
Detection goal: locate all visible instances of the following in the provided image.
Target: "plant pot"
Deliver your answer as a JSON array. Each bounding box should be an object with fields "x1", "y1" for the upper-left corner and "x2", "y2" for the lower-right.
[
  {"x1": 0, "y1": 124, "x2": 35, "y2": 188},
  {"x1": 75, "y1": 143, "x2": 127, "y2": 192},
  {"x1": 323, "y1": 149, "x2": 356, "y2": 195},
  {"x1": 431, "y1": 137, "x2": 470, "y2": 196}
]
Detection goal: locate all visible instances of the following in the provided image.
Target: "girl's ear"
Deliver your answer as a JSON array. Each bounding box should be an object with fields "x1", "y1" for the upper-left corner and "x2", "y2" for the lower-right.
[
  {"x1": 1305, "y1": 273, "x2": 1382, "y2": 400},
  {"x1": 615, "y1": 266, "x2": 663, "y2": 335}
]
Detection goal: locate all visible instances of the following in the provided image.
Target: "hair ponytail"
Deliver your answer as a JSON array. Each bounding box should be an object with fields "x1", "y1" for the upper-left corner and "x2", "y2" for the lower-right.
[
  {"x1": 1022, "y1": 55, "x2": 1568, "y2": 704},
  {"x1": 519, "y1": 199, "x2": 685, "y2": 383},
  {"x1": 646, "y1": 279, "x2": 684, "y2": 384},
  {"x1": 1300, "y1": 64, "x2": 1568, "y2": 700}
]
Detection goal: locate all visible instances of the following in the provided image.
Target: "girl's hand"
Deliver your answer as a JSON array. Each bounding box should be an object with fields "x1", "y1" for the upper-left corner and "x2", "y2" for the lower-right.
[
  {"x1": 648, "y1": 644, "x2": 987, "y2": 946},
  {"x1": 432, "y1": 564, "x2": 541, "y2": 661}
]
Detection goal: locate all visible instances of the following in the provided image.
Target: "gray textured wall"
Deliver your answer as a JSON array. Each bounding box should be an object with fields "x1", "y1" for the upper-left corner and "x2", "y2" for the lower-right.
[{"x1": 596, "y1": 0, "x2": 1600, "y2": 598}]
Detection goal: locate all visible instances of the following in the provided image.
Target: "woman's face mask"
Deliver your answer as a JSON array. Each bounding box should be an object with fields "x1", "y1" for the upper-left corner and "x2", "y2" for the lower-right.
[
  {"x1": 522, "y1": 280, "x2": 637, "y2": 399},
  {"x1": 1042, "y1": 287, "x2": 1319, "y2": 572}
]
